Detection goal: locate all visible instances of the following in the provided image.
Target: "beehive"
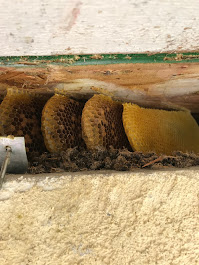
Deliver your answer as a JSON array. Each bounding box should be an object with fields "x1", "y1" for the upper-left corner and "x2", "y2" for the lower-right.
[
  {"x1": 0, "y1": 88, "x2": 48, "y2": 159},
  {"x1": 123, "y1": 103, "x2": 199, "y2": 155},
  {"x1": 41, "y1": 94, "x2": 84, "y2": 153},
  {"x1": 81, "y1": 94, "x2": 130, "y2": 150}
]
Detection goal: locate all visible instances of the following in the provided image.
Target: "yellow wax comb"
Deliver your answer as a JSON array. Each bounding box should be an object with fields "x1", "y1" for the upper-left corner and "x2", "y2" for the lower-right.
[
  {"x1": 123, "y1": 103, "x2": 199, "y2": 155},
  {"x1": 0, "y1": 88, "x2": 47, "y2": 158},
  {"x1": 41, "y1": 94, "x2": 84, "y2": 153},
  {"x1": 82, "y1": 94, "x2": 130, "y2": 150}
]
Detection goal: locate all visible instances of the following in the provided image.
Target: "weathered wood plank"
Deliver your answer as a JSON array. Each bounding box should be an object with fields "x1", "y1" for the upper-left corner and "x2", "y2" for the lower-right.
[
  {"x1": 0, "y1": 0, "x2": 199, "y2": 56},
  {"x1": 0, "y1": 62, "x2": 199, "y2": 112}
]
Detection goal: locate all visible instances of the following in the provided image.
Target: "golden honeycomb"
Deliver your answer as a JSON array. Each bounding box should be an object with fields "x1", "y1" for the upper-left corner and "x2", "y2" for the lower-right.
[
  {"x1": 81, "y1": 94, "x2": 130, "y2": 150},
  {"x1": 123, "y1": 103, "x2": 199, "y2": 155},
  {"x1": 41, "y1": 94, "x2": 84, "y2": 153},
  {"x1": 0, "y1": 88, "x2": 48, "y2": 159}
]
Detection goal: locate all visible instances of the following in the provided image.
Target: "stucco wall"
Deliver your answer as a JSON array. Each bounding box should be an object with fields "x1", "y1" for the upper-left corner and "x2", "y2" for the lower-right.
[{"x1": 0, "y1": 169, "x2": 199, "y2": 264}]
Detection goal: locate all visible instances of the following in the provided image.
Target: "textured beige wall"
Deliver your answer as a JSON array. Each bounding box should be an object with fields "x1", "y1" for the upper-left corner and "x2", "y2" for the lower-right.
[{"x1": 0, "y1": 169, "x2": 199, "y2": 264}]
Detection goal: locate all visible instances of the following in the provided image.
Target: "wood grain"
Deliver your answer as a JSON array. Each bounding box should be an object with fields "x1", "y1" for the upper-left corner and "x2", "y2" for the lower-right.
[{"x1": 0, "y1": 63, "x2": 199, "y2": 112}]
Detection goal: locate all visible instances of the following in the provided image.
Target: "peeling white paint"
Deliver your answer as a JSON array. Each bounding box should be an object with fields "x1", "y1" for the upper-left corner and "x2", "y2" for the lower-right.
[{"x1": 0, "y1": 0, "x2": 199, "y2": 56}]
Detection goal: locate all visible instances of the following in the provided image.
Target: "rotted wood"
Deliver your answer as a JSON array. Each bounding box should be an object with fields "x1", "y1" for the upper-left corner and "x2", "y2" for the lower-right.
[{"x1": 0, "y1": 62, "x2": 199, "y2": 113}]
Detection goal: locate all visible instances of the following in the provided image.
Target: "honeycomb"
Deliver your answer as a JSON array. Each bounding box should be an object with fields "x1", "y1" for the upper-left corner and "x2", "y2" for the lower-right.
[
  {"x1": 122, "y1": 103, "x2": 199, "y2": 155},
  {"x1": 81, "y1": 94, "x2": 130, "y2": 150},
  {"x1": 41, "y1": 94, "x2": 84, "y2": 153},
  {"x1": 0, "y1": 88, "x2": 48, "y2": 159}
]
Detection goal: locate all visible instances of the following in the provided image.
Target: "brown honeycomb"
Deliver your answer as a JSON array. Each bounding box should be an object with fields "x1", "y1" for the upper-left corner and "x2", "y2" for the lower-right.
[
  {"x1": 123, "y1": 103, "x2": 199, "y2": 155},
  {"x1": 0, "y1": 88, "x2": 48, "y2": 159},
  {"x1": 81, "y1": 94, "x2": 130, "y2": 150},
  {"x1": 41, "y1": 94, "x2": 84, "y2": 153}
]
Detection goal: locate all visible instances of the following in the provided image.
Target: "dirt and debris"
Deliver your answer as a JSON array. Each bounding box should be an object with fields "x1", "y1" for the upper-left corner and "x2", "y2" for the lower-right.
[
  {"x1": 28, "y1": 147, "x2": 199, "y2": 174},
  {"x1": 164, "y1": 53, "x2": 199, "y2": 61},
  {"x1": 90, "y1": 54, "x2": 104, "y2": 60}
]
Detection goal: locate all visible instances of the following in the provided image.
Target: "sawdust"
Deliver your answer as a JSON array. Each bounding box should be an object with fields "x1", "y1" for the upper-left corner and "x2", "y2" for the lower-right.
[
  {"x1": 125, "y1": 55, "x2": 132, "y2": 60},
  {"x1": 28, "y1": 147, "x2": 199, "y2": 174},
  {"x1": 164, "y1": 53, "x2": 199, "y2": 61},
  {"x1": 90, "y1": 54, "x2": 104, "y2": 60}
]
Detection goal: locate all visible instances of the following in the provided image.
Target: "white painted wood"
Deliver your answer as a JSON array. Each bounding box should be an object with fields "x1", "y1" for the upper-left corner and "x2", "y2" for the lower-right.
[{"x1": 0, "y1": 0, "x2": 199, "y2": 56}]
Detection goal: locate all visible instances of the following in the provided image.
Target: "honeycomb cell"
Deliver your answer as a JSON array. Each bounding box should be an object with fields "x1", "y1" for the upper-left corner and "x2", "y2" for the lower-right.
[
  {"x1": 41, "y1": 94, "x2": 84, "y2": 153},
  {"x1": 123, "y1": 103, "x2": 199, "y2": 155},
  {"x1": 81, "y1": 94, "x2": 130, "y2": 150},
  {"x1": 0, "y1": 88, "x2": 48, "y2": 159}
]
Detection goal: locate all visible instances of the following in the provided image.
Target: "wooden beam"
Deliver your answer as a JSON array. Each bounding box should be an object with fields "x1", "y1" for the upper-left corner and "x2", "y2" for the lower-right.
[
  {"x1": 1, "y1": 0, "x2": 199, "y2": 56},
  {"x1": 0, "y1": 60, "x2": 199, "y2": 112}
]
